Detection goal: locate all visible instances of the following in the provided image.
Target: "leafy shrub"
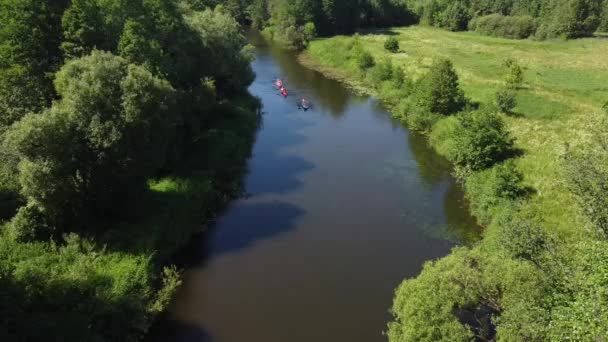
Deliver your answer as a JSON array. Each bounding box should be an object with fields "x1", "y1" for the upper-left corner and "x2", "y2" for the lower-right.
[
  {"x1": 388, "y1": 247, "x2": 548, "y2": 342},
  {"x1": 7, "y1": 202, "x2": 49, "y2": 242},
  {"x1": 504, "y1": 59, "x2": 524, "y2": 89},
  {"x1": 358, "y1": 51, "x2": 375, "y2": 70},
  {"x1": 0, "y1": 233, "x2": 170, "y2": 342},
  {"x1": 384, "y1": 36, "x2": 400, "y2": 53},
  {"x1": 437, "y1": 2, "x2": 470, "y2": 31},
  {"x1": 412, "y1": 58, "x2": 466, "y2": 116},
  {"x1": 392, "y1": 66, "x2": 407, "y2": 87},
  {"x1": 495, "y1": 88, "x2": 517, "y2": 113},
  {"x1": 564, "y1": 115, "x2": 608, "y2": 237},
  {"x1": 369, "y1": 59, "x2": 394, "y2": 84},
  {"x1": 494, "y1": 212, "x2": 551, "y2": 267},
  {"x1": 466, "y1": 161, "x2": 528, "y2": 225},
  {"x1": 430, "y1": 110, "x2": 515, "y2": 171},
  {"x1": 406, "y1": 110, "x2": 443, "y2": 132},
  {"x1": 469, "y1": 14, "x2": 538, "y2": 39},
  {"x1": 536, "y1": 0, "x2": 602, "y2": 39}
]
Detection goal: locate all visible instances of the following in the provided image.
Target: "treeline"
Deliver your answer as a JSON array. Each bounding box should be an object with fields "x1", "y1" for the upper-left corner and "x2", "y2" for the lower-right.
[
  {"x1": 404, "y1": 0, "x2": 608, "y2": 38},
  {"x1": 205, "y1": 0, "x2": 416, "y2": 48},
  {"x1": 214, "y1": 0, "x2": 608, "y2": 43},
  {"x1": 0, "y1": 0, "x2": 258, "y2": 340}
]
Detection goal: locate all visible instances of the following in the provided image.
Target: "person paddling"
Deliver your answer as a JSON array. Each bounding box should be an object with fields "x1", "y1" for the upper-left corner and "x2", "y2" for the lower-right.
[
  {"x1": 298, "y1": 97, "x2": 312, "y2": 111},
  {"x1": 280, "y1": 86, "x2": 288, "y2": 98}
]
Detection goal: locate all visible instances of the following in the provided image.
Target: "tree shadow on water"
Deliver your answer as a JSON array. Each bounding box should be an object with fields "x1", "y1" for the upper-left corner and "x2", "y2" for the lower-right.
[
  {"x1": 245, "y1": 115, "x2": 315, "y2": 195},
  {"x1": 146, "y1": 316, "x2": 213, "y2": 342},
  {"x1": 174, "y1": 201, "x2": 305, "y2": 267}
]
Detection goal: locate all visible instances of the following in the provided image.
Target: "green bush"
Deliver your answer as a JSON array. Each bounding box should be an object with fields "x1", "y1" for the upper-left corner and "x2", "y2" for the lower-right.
[
  {"x1": 430, "y1": 110, "x2": 515, "y2": 171},
  {"x1": 369, "y1": 59, "x2": 394, "y2": 84},
  {"x1": 536, "y1": 0, "x2": 603, "y2": 39},
  {"x1": 437, "y1": 1, "x2": 470, "y2": 31},
  {"x1": 0, "y1": 233, "x2": 174, "y2": 342},
  {"x1": 412, "y1": 58, "x2": 466, "y2": 116},
  {"x1": 358, "y1": 51, "x2": 375, "y2": 70},
  {"x1": 494, "y1": 212, "x2": 551, "y2": 266},
  {"x1": 7, "y1": 202, "x2": 49, "y2": 242},
  {"x1": 384, "y1": 36, "x2": 400, "y2": 53},
  {"x1": 564, "y1": 118, "x2": 608, "y2": 237},
  {"x1": 406, "y1": 110, "x2": 443, "y2": 132},
  {"x1": 388, "y1": 246, "x2": 548, "y2": 342},
  {"x1": 504, "y1": 59, "x2": 524, "y2": 89},
  {"x1": 392, "y1": 66, "x2": 407, "y2": 87},
  {"x1": 495, "y1": 88, "x2": 517, "y2": 113},
  {"x1": 466, "y1": 161, "x2": 528, "y2": 225},
  {"x1": 469, "y1": 14, "x2": 538, "y2": 39}
]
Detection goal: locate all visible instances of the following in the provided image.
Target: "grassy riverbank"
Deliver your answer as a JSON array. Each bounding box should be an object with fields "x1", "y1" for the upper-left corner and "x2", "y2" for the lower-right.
[{"x1": 302, "y1": 26, "x2": 608, "y2": 339}]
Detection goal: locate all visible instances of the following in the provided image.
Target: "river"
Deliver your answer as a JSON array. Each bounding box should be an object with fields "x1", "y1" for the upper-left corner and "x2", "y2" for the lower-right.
[{"x1": 150, "y1": 32, "x2": 479, "y2": 342}]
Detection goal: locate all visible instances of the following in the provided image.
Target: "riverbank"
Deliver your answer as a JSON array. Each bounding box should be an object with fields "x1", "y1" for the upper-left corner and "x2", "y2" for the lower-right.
[
  {"x1": 301, "y1": 26, "x2": 608, "y2": 339},
  {"x1": 0, "y1": 97, "x2": 260, "y2": 341}
]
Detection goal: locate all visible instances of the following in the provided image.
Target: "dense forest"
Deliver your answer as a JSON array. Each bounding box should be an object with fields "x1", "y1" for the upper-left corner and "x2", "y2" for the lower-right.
[
  {"x1": 215, "y1": 0, "x2": 608, "y2": 47},
  {"x1": 0, "y1": 0, "x2": 258, "y2": 340}
]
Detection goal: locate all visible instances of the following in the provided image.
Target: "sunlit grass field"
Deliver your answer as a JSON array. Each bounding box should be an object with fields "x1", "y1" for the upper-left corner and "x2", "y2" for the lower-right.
[{"x1": 306, "y1": 26, "x2": 608, "y2": 241}]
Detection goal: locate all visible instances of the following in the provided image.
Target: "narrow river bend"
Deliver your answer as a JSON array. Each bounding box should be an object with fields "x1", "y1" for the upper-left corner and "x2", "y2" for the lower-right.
[{"x1": 152, "y1": 32, "x2": 479, "y2": 342}]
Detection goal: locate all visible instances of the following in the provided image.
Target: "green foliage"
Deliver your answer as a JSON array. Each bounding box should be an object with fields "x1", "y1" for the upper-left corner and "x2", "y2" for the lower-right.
[
  {"x1": 404, "y1": 0, "x2": 605, "y2": 39},
  {"x1": 184, "y1": 7, "x2": 255, "y2": 92},
  {"x1": 437, "y1": 1, "x2": 470, "y2": 31},
  {"x1": 494, "y1": 212, "x2": 552, "y2": 266},
  {"x1": 7, "y1": 202, "x2": 49, "y2": 242},
  {"x1": 358, "y1": 51, "x2": 376, "y2": 70},
  {"x1": 0, "y1": 0, "x2": 69, "y2": 127},
  {"x1": 564, "y1": 114, "x2": 608, "y2": 237},
  {"x1": 504, "y1": 59, "x2": 524, "y2": 89},
  {"x1": 0, "y1": 2, "x2": 260, "y2": 341},
  {"x1": 384, "y1": 36, "x2": 400, "y2": 53},
  {"x1": 431, "y1": 110, "x2": 515, "y2": 171},
  {"x1": 405, "y1": 110, "x2": 442, "y2": 132},
  {"x1": 0, "y1": 233, "x2": 167, "y2": 342},
  {"x1": 537, "y1": 0, "x2": 603, "y2": 39},
  {"x1": 4, "y1": 51, "x2": 175, "y2": 228},
  {"x1": 412, "y1": 58, "x2": 466, "y2": 116},
  {"x1": 263, "y1": 0, "x2": 415, "y2": 39},
  {"x1": 495, "y1": 88, "x2": 517, "y2": 113},
  {"x1": 465, "y1": 160, "x2": 527, "y2": 225},
  {"x1": 369, "y1": 58, "x2": 394, "y2": 83},
  {"x1": 547, "y1": 240, "x2": 608, "y2": 340},
  {"x1": 388, "y1": 247, "x2": 549, "y2": 342},
  {"x1": 469, "y1": 14, "x2": 538, "y2": 39},
  {"x1": 281, "y1": 21, "x2": 317, "y2": 50},
  {"x1": 248, "y1": 0, "x2": 270, "y2": 29}
]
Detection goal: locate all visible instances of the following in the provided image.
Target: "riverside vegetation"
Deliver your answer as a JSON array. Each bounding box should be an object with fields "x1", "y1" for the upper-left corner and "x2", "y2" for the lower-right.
[
  {"x1": 208, "y1": 0, "x2": 608, "y2": 339},
  {"x1": 302, "y1": 26, "x2": 608, "y2": 341},
  {"x1": 0, "y1": 1, "x2": 259, "y2": 340}
]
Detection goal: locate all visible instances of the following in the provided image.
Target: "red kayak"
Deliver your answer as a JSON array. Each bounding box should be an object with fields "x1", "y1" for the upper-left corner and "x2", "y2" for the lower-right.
[{"x1": 280, "y1": 86, "x2": 288, "y2": 97}]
